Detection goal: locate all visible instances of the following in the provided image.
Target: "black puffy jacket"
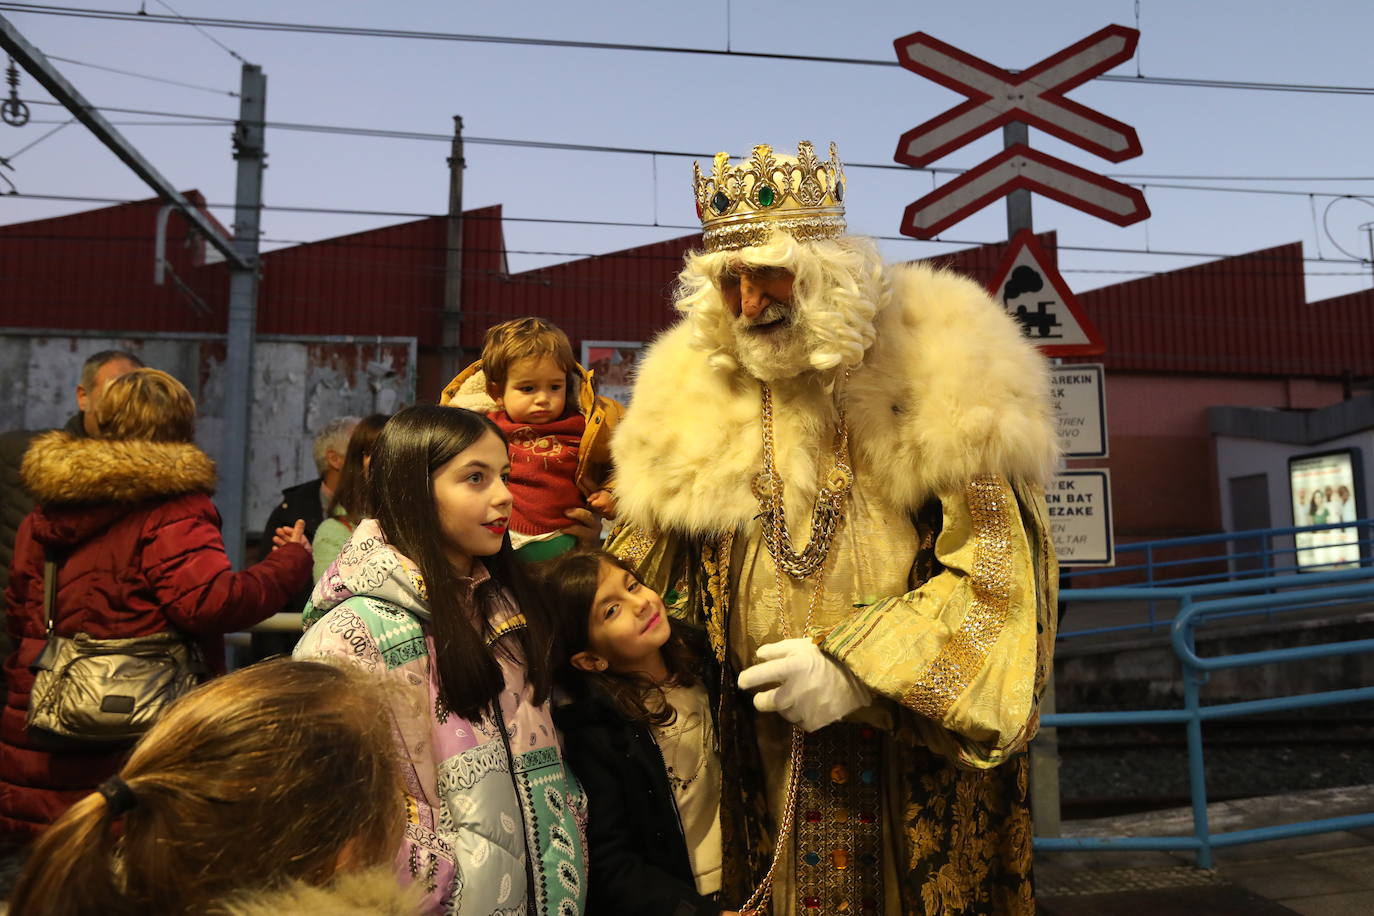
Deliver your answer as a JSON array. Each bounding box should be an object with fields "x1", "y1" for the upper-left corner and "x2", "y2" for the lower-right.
[{"x1": 554, "y1": 686, "x2": 724, "y2": 916}]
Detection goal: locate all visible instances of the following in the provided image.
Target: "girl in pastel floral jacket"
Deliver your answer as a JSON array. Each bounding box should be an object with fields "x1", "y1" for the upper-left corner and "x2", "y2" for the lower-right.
[{"x1": 294, "y1": 405, "x2": 589, "y2": 916}]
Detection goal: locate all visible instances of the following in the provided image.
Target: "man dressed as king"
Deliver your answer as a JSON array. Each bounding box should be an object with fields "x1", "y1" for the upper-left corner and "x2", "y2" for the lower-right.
[{"x1": 607, "y1": 140, "x2": 1059, "y2": 915}]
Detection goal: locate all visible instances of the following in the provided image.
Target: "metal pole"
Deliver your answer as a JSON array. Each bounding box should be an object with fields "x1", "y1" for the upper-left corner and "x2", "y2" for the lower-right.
[
  {"x1": 221, "y1": 63, "x2": 266, "y2": 568},
  {"x1": 1004, "y1": 121, "x2": 1032, "y2": 237},
  {"x1": 1181, "y1": 601, "x2": 1214, "y2": 868},
  {"x1": 1011, "y1": 116, "x2": 1065, "y2": 836},
  {"x1": 0, "y1": 14, "x2": 247, "y2": 269},
  {"x1": 441, "y1": 115, "x2": 466, "y2": 386},
  {"x1": 1029, "y1": 676, "x2": 1062, "y2": 837}
]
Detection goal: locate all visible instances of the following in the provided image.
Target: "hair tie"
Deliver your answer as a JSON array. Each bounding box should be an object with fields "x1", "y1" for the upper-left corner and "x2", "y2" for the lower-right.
[{"x1": 97, "y1": 776, "x2": 137, "y2": 816}]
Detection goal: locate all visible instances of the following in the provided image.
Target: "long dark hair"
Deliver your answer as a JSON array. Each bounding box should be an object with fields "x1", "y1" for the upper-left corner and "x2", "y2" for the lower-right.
[
  {"x1": 540, "y1": 547, "x2": 698, "y2": 727},
  {"x1": 368, "y1": 405, "x2": 556, "y2": 722},
  {"x1": 326, "y1": 412, "x2": 388, "y2": 524}
]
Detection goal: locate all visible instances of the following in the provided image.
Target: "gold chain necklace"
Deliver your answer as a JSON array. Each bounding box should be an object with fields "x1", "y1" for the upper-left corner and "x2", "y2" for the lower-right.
[
  {"x1": 741, "y1": 373, "x2": 851, "y2": 916},
  {"x1": 751, "y1": 373, "x2": 855, "y2": 580}
]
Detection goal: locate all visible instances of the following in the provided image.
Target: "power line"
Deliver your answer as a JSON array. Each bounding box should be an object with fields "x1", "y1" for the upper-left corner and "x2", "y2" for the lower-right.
[
  {"x1": 142, "y1": 0, "x2": 246, "y2": 64},
  {"x1": 45, "y1": 53, "x2": 237, "y2": 96},
  {"x1": 3, "y1": 116, "x2": 73, "y2": 159},
  {"x1": 20, "y1": 99, "x2": 1374, "y2": 194},
  {"x1": 5, "y1": 230, "x2": 1368, "y2": 277},
  {"x1": 4, "y1": 2, "x2": 1374, "y2": 96},
  {"x1": 6, "y1": 190, "x2": 1364, "y2": 266}
]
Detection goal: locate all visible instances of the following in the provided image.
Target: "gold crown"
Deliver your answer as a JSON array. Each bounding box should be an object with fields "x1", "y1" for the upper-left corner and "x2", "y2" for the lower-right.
[{"x1": 692, "y1": 141, "x2": 847, "y2": 253}]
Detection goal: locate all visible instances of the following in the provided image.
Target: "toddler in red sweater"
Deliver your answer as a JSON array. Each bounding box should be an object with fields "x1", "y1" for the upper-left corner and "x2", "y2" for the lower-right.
[{"x1": 482, "y1": 318, "x2": 619, "y2": 561}]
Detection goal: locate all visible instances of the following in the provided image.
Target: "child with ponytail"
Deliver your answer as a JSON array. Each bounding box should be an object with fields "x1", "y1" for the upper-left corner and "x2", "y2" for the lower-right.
[{"x1": 6, "y1": 658, "x2": 411, "y2": 916}]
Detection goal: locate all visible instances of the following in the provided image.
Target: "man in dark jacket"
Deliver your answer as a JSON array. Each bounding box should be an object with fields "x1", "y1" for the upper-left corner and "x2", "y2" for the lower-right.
[
  {"x1": 0, "y1": 350, "x2": 142, "y2": 618},
  {"x1": 249, "y1": 415, "x2": 358, "y2": 660}
]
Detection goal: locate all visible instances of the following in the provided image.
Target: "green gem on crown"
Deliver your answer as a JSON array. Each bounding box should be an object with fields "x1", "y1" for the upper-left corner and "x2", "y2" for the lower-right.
[
  {"x1": 712, "y1": 191, "x2": 731, "y2": 214},
  {"x1": 758, "y1": 184, "x2": 776, "y2": 207}
]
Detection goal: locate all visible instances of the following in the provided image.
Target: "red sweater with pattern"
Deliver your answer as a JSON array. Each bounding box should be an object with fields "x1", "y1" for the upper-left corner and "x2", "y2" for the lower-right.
[{"x1": 488, "y1": 410, "x2": 587, "y2": 535}]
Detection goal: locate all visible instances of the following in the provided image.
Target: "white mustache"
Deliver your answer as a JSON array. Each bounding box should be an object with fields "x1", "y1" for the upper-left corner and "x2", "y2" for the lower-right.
[{"x1": 742, "y1": 302, "x2": 793, "y2": 327}]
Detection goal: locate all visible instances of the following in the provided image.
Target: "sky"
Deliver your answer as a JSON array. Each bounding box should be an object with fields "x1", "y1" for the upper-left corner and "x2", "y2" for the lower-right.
[{"x1": 2, "y1": 0, "x2": 1374, "y2": 303}]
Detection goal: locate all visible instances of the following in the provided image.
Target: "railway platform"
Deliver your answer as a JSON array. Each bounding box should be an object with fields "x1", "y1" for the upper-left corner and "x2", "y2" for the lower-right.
[{"x1": 1036, "y1": 784, "x2": 1374, "y2": 915}]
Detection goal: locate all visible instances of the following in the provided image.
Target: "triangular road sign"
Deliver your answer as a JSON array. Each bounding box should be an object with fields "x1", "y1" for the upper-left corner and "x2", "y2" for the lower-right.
[{"x1": 988, "y1": 230, "x2": 1104, "y2": 356}]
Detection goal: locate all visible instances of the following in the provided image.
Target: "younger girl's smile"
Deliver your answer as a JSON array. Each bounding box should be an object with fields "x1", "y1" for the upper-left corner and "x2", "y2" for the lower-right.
[{"x1": 572, "y1": 560, "x2": 671, "y2": 677}]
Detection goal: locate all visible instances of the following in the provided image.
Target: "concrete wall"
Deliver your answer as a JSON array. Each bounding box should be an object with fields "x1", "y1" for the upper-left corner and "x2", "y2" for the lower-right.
[
  {"x1": 1079, "y1": 372, "x2": 1347, "y2": 538},
  {"x1": 1056, "y1": 608, "x2": 1374, "y2": 711},
  {"x1": 0, "y1": 330, "x2": 416, "y2": 538},
  {"x1": 1214, "y1": 431, "x2": 1374, "y2": 567}
]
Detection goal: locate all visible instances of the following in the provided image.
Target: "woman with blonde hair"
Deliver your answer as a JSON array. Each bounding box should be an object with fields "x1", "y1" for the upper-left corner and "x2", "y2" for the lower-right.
[
  {"x1": 0, "y1": 368, "x2": 313, "y2": 839},
  {"x1": 7, "y1": 658, "x2": 415, "y2": 915}
]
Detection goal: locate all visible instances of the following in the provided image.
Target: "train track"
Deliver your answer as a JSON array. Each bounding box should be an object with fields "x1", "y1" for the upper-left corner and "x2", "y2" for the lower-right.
[{"x1": 1047, "y1": 713, "x2": 1374, "y2": 819}]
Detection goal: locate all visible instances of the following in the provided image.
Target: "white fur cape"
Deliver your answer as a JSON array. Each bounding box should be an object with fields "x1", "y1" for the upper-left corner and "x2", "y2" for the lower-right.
[{"x1": 612, "y1": 262, "x2": 1058, "y2": 534}]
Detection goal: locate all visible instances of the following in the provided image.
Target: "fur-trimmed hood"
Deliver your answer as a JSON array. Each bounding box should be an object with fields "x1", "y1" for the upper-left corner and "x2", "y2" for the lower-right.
[
  {"x1": 211, "y1": 866, "x2": 423, "y2": 916},
  {"x1": 20, "y1": 431, "x2": 216, "y2": 506},
  {"x1": 612, "y1": 261, "x2": 1057, "y2": 533}
]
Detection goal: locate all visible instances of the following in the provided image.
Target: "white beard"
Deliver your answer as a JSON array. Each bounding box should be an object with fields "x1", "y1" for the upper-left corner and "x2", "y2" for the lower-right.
[{"x1": 731, "y1": 308, "x2": 816, "y2": 381}]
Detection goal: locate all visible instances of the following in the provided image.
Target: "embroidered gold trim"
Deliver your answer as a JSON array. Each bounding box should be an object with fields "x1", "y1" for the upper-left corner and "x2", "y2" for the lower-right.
[
  {"x1": 795, "y1": 724, "x2": 884, "y2": 913},
  {"x1": 903, "y1": 475, "x2": 1015, "y2": 719},
  {"x1": 703, "y1": 214, "x2": 847, "y2": 253},
  {"x1": 613, "y1": 524, "x2": 658, "y2": 570},
  {"x1": 707, "y1": 529, "x2": 733, "y2": 664}
]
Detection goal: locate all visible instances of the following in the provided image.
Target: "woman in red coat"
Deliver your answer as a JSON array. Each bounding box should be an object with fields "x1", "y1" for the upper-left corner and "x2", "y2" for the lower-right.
[{"x1": 0, "y1": 368, "x2": 312, "y2": 840}]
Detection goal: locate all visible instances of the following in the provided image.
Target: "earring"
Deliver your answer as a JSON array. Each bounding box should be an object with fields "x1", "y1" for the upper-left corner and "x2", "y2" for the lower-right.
[{"x1": 596, "y1": 660, "x2": 608, "y2": 671}]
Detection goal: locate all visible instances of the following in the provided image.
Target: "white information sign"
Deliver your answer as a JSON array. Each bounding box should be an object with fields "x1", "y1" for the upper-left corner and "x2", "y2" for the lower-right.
[
  {"x1": 1049, "y1": 469, "x2": 1114, "y2": 566},
  {"x1": 1050, "y1": 363, "x2": 1108, "y2": 459}
]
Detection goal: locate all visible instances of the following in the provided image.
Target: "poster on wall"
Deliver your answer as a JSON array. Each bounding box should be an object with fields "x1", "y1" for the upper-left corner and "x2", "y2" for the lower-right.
[
  {"x1": 1289, "y1": 449, "x2": 1363, "y2": 571},
  {"x1": 581, "y1": 340, "x2": 644, "y2": 408}
]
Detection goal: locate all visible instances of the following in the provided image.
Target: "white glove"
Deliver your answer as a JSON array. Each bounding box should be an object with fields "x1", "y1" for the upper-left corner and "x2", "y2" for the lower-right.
[{"x1": 737, "y1": 637, "x2": 872, "y2": 732}]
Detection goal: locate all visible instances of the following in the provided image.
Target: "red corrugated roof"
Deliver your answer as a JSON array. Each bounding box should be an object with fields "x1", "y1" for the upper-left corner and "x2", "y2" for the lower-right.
[
  {"x1": 5, "y1": 195, "x2": 1373, "y2": 380},
  {"x1": 1074, "y1": 242, "x2": 1327, "y2": 376},
  {"x1": 0, "y1": 193, "x2": 226, "y2": 332}
]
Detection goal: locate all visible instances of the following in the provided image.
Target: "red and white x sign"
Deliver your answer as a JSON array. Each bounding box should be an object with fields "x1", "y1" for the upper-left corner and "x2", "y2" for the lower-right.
[
  {"x1": 894, "y1": 24, "x2": 1142, "y2": 168},
  {"x1": 901, "y1": 144, "x2": 1150, "y2": 240}
]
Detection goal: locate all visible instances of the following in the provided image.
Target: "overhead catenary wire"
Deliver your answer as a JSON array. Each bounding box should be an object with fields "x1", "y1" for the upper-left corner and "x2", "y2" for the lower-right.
[
  {"x1": 4, "y1": 2, "x2": 1374, "y2": 96},
  {"x1": 3, "y1": 115, "x2": 73, "y2": 160},
  {"x1": 4, "y1": 230, "x2": 1368, "y2": 277},
  {"x1": 19, "y1": 99, "x2": 1374, "y2": 194},
  {"x1": 142, "y1": 0, "x2": 247, "y2": 64},
  {"x1": 44, "y1": 54, "x2": 237, "y2": 96},
  {"x1": 7, "y1": 191, "x2": 1366, "y2": 267}
]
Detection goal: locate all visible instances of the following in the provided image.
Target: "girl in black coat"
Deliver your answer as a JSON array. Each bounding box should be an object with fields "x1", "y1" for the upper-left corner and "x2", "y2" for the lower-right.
[{"x1": 544, "y1": 548, "x2": 737, "y2": 916}]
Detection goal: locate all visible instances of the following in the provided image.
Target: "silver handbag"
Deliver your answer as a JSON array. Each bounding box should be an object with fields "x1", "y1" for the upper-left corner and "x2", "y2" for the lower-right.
[{"x1": 27, "y1": 553, "x2": 203, "y2": 749}]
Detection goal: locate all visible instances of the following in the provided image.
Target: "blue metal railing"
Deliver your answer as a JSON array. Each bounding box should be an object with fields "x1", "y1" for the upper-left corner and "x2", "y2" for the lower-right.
[
  {"x1": 1064, "y1": 519, "x2": 1373, "y2": 588},
  {"x1": 1059, "y1": 519, "x2": 1374, "y2": 638},
  {"x1": 1034, "y1": 570, "x2": 1374, "y2": 867}
]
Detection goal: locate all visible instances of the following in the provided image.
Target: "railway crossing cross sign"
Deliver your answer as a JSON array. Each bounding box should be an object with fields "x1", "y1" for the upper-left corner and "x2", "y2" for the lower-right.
[{"x1": 894, "y1": 24, "x2": 1150, "y2": 239}]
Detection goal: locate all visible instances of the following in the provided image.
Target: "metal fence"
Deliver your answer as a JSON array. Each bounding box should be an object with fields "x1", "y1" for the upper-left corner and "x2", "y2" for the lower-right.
[
  {"x1": 1035, "y1": 569, "x2": 1374, "y2": 867},
  {"x1": 1061, "y1": 519, "x2": 1373, "y2": 638}
]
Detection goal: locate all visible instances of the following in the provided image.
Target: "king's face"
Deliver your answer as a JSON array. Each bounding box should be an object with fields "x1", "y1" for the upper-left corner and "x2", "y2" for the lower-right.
[
  {"x1": 718, "y1": 264, "x2": 796, "y2": 322},
  {"x1": 715, "y1": 263, "x2": 820, "y2": 382}
]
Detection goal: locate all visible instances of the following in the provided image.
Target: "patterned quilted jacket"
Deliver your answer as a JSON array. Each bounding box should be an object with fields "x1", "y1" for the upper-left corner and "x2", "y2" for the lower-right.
[{"x1": 295, "y1": 519, "x2": 588, "y2": 916}]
